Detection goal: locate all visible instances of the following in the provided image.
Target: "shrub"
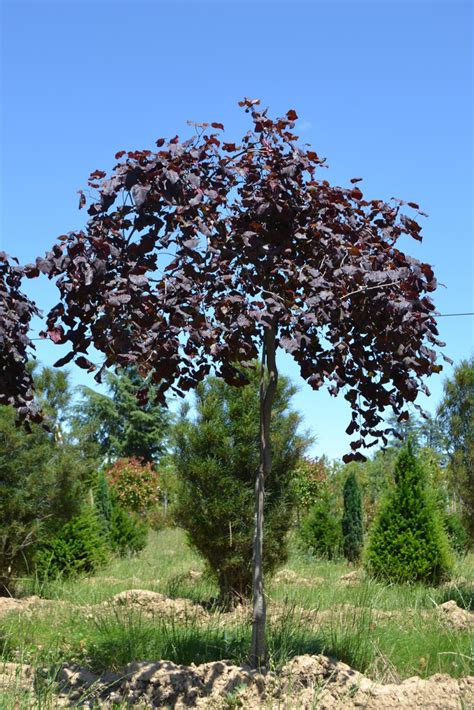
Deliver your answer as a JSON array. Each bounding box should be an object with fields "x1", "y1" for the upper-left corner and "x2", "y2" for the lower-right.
[
  {"x1": 145, "y1": 506, "x2": 168, "y2": 532},
  {"x1": 35, "y1": 507, "x2": 109, "y2": 579},
  {"x1": 110, "y1": 505, "x2": 148, "y2": 556},
  {"x1": 342, "y1": 470, "x2": 363, "y2": 563},
  {"x1": 443, "y1": 512, "x2": 470, "y2": 556},
  {"x1": 299, "y1": 492, "x2": 342, "y2": 560},
  {"x1": 174, "y1": 369, "x2": 309, "y2": 604},
  {"x1": 365, "y1": 444, "x2": 453, "y2": 584},
  {"x1": 105, "y1": 458, "x2": 160, "y2": 513}
]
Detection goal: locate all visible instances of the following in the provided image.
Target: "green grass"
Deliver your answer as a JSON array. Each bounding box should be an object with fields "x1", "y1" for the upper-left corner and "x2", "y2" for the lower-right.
[{"x1": 1, "y1": 528, "x2": 473, "y2": 707}]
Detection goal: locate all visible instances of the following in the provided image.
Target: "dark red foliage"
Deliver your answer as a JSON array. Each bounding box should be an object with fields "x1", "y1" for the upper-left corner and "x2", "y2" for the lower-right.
[
  {"x1": 0, "y1": 253, "x2": 41, "y2": 425},
  {"x1": 4, "y1": 100, "x2": 447, "y2": 457}
]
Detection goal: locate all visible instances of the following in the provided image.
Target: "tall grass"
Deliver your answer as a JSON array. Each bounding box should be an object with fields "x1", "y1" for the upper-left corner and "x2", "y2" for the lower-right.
[{"x1": 0, "y1": 528, "x2": 472, "y2": 707}]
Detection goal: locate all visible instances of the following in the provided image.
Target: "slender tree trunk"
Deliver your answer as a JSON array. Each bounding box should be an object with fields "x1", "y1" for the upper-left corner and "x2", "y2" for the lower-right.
[{"x1": 250, "y1": 325, "x2": 278, "y2": 668}]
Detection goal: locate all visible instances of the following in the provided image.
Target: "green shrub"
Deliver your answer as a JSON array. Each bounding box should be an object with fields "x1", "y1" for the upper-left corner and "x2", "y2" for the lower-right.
[
  {"x1": 35, "y1": 507, "x2": 109, "y2": 579},
  {"x1": 443, "y1": 512, "x2": 470, "y2": 556},
  {"x1": 299, "y1": 492, "x2": 342, "y2": 560},
  {"x1": 145, "y1": 506, "x2": 169, "y2": 532},
  {"x1": 365, "y1": 444, "x2": 453, "y2": 584},
  {"x1": 174, "y1": 369, "x2": 308, "y2": 604},
  {"x1": 342, "y1": 470, "x2": 363, "y2": 563},
  {"x1": 291, "y1": 457, "x2": 328, "y2": 516},
  {"x1": 110, "y1": 505, "x2": 148, "y2": 556}
]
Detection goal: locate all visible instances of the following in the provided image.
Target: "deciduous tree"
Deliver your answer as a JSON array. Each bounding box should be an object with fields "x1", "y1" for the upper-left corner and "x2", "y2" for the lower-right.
[{"x1": 1, "y1": 99, "x2": 446, "y2": 664}]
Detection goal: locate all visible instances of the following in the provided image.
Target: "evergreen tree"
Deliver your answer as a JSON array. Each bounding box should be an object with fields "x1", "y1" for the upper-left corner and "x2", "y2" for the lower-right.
[
  {"x1": 174, "y1": 368, "x2": 309, "y2": 604},
  {"x1": 0, "y1": 367, "x2": 87, "y2": 593},
  {"x1": 365, "y1": 444, "x2": 453, "y2": 584},
  {"x1": 342, "y1": 470, "x2": 363, "y2": 563},
  {"x1": 31, "y1": 364, "x2": 72, "y2": 432},
  {"x1": 299, "y1": 487, "x2": 342, "y2": 560},
  {"x1": 75, "y1": 367, "x2": 170, "y2": 463}
]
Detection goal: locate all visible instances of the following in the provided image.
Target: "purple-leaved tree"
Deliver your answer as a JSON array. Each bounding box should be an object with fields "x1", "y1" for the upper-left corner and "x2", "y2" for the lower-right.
[{"x1": 0, "y1": 99, "x2": 447, "y2": 665}]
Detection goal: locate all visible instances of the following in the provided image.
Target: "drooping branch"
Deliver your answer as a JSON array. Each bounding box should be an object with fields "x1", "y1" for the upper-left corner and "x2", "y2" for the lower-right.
[
  {"x1": 7, "y1": 98, "x2": 445, "y2": 454},
  {"x1": 0, "y1": 254, "x2": 41, "y2": 426}
]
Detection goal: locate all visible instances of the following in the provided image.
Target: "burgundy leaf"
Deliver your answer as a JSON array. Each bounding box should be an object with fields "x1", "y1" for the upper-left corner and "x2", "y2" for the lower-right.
[
  {"x1": 47, "y1": 326, "x2": 65, "y2": 343},
  {"x1": 75, "y1": 356, "x2": 95, "y2": 370}
]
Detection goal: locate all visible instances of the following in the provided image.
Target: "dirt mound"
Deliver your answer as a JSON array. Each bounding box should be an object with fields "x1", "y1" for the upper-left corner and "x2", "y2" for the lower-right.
[
  {"x1": 0, "y1": 595, "x2": 39, "y2": 618},
  {"x1": 273, "y1": 569, "x2": 323, "y2": 586},
  {"x1": 53, "y1": 654, "x2": 474, "y2": 709},
  {"x1": 436, "y1": 600, "x2": 474, "y2": 631},
  {"x1": 0, "y1": 662, "x2": 34, "y2": 694},
  {"x1": 104, "y1": 589, "x2": 208, "y2": 622},
  {"x1": 339, "y1": 570, "x2": 362, "y2": 586}
]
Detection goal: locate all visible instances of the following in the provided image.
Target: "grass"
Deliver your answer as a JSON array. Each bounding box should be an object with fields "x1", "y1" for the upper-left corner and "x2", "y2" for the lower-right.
[{"x1": 1, "y1": 528, "x2": 473, "y2": 707}]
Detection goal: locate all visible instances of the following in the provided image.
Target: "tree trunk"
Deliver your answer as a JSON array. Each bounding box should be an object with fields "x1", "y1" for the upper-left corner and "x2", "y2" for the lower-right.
[{"x1": 250, "y1": 325, "x2": 278, "y2": 668}]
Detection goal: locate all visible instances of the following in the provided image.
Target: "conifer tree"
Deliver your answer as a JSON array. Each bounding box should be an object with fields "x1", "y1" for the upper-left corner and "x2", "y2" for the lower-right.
[
  {"x1": 75, "y1": 367, "x2": 170, "y2": 463},
  {"x1": 174, "y1": 368, "x2": 308, "y2": 605},
  {"x1": 438, "y1": 357, "x2": 474, "y2": 539},
  {"x1": 299, "y1": 487, "x2": 342, "y2": 560},
  {"x1": 365, "y1": 444, "x2": 453, "y2": 584},
  {"x1": 342, "y1": 470, "x2": 363, "y2": 563}
]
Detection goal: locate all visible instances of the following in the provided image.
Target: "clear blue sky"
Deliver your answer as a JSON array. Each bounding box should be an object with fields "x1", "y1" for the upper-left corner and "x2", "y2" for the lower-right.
[{"x1": 1, "y1": 0, "x2": 472, "y2": 459}]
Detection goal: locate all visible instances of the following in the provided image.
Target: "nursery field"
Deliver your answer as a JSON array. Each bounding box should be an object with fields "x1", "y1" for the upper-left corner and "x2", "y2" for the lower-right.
[{"x1": 0, "y1": 528, "x2": 473, "y2": 708}]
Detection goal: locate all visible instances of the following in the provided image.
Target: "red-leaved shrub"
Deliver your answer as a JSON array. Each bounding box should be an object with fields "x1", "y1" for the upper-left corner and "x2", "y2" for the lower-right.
[{"x1": 106, "y1": 458, "x2": 160, "y2": 513}]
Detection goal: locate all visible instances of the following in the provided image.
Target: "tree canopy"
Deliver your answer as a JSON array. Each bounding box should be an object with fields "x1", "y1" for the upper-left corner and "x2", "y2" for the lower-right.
[{"x1": 2, "y1": 98, "x2": 446, "y2": 460}]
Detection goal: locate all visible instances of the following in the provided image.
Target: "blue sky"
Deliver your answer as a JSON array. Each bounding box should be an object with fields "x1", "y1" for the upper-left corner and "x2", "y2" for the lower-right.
[{"x1": 1, "y1": 0, "x2": 472, "y2": 459}]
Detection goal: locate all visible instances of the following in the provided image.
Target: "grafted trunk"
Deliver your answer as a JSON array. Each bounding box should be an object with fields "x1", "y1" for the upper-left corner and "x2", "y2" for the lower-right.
[{"x1": 250, "y1": 325, "x2": 278, "y2": 668}]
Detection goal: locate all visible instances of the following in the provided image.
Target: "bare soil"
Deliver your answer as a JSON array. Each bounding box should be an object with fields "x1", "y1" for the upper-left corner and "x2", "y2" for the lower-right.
[{"x1": 2, "y1": 654, "x2": 469, "y2": 708}]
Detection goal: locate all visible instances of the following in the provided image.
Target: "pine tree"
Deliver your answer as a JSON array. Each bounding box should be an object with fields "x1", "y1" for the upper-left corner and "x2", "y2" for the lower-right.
[
  {"x1": 75, "y1": 367, "x2": 170, "y2": 463},
  {"x1": 342, "y1": 470, "x2": 363, "y2": 563},
  {"x1": 0, "y1": 367, "x2": 87, "y2": 594},
  {"x1": 365, "y1": 444, "x2": 453, "y2": 584},
  {"x1": 174, "y1": 368, "x2": 309, "y2": 605}
]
